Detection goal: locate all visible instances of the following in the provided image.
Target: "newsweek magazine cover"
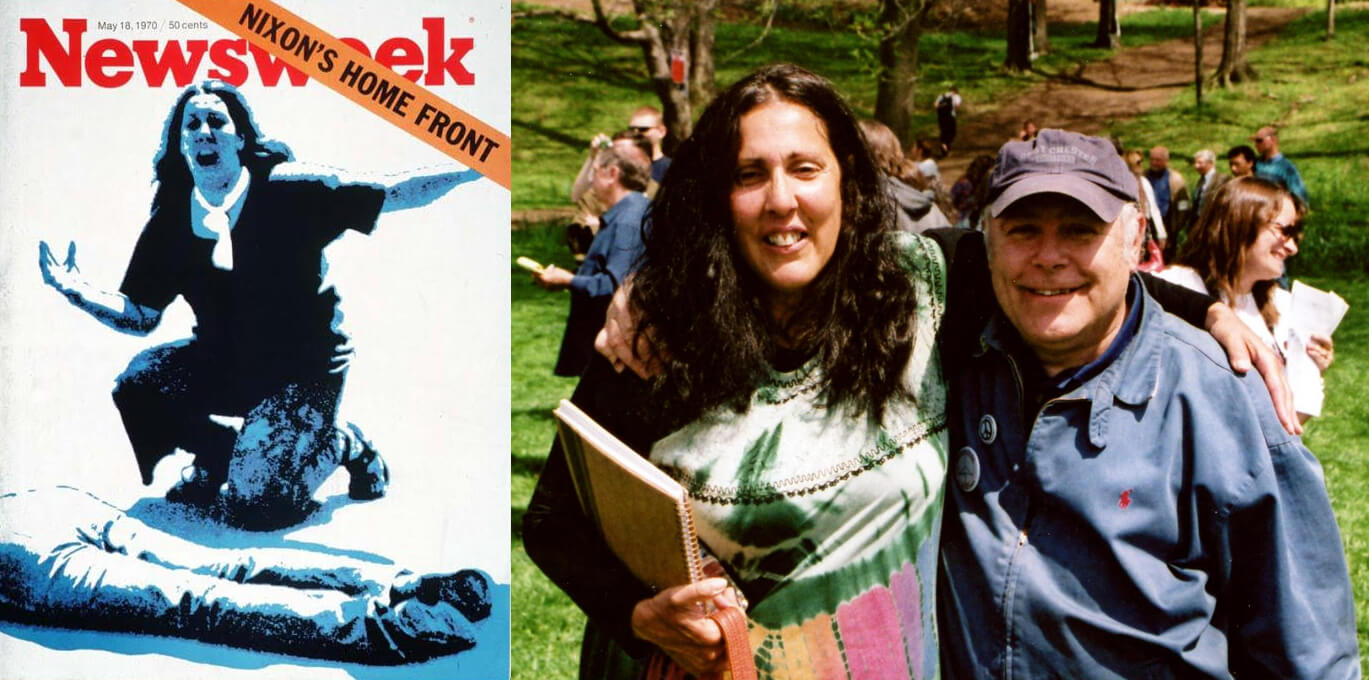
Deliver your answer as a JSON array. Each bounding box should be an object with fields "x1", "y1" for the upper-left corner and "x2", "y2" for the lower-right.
[{"x1": 0, "y1": 1, "x2": 510, "y2": 678}]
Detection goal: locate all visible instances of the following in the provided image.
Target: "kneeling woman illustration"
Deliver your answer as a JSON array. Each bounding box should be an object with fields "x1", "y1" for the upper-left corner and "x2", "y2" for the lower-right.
[{"x1": 38, "y1": 80, "x2": 481, "y2": 528}]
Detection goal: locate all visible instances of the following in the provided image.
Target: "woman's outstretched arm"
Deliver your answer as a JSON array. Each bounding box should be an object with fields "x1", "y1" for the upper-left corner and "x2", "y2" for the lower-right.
[
  {"x1": 271, "y1": 161, "x2": 484, "y2": 213},
  {"x1": 39, "y1": 241, "x2": 161, "y2": 336}
]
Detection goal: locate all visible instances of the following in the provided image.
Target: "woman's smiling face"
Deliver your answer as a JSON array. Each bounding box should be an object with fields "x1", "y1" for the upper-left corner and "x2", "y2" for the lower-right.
[
  {"x1": 1242, "y1": 195, "x2": 1300, "y2": 287},
  {"x1": 729, "y1": 100, "x2": 843, "y2": 318}
]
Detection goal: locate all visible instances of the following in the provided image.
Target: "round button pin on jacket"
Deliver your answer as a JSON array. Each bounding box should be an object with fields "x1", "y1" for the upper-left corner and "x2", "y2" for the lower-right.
[
  {"x1": 955, "y1": 447, "x2": 980, "y2": 493},
  {"x1": 978, "y1": 414, "x2": 998, "y2": 445}
]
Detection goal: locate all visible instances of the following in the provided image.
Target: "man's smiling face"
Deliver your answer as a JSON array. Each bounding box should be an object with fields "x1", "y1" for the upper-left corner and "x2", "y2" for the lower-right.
[{"x1": 986, "y1": 193, "x2": 1142, "y2": 375}]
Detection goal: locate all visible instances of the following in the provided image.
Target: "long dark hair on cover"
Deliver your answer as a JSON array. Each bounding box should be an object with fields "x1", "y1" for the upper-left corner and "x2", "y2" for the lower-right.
[
  {"x1": 1175, "y1": 176, "x2": 1294, "y2": 330},
  {"x1": 151, "y1": 80, "x2": 292, "y2": 210},
  {"x1": 630, "y1": 63, "x2": 919, "y2": 428}
]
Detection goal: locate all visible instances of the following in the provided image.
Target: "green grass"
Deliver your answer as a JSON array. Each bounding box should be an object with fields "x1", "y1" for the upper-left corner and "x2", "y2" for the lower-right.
[
  {"x1": 1030, "y1": 8, "x2": 1224, "y2": 71},
  {"x1": 510, "y1": 224, "x2": 582, "y2": 680},
  {"x1": 1106, "y1": 8, "x2": 1369, "y2": 275},
  {"x1": 1300, "y1": 276, "x2": 1369, "y2": 668},
  {"x1": 512, "y1": 7, "x2": 1224, "y2": 212},
  {"x1": 512, "y1": 7, "x2": 1369, "y2": 678}
]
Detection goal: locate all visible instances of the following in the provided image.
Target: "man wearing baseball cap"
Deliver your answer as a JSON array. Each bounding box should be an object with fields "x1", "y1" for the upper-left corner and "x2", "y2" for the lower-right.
[{"x1": 937, "y1": 129, "x2": 1357, "y2": 678}]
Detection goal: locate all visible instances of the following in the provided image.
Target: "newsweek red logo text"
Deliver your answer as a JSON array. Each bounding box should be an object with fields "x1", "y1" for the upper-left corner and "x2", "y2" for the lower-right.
[{"x1": 19, "y1": 14, "x2": 475, "y2": 88}]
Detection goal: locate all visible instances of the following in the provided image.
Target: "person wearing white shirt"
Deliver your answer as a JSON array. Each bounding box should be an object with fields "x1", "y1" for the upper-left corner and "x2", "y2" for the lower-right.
[
  {"x1": 1157, "y1": 176, "x2": 1334, "y2": 422},
  {"x1": 1191, "y1": 148, "x2": 1228, "y2": 217}
]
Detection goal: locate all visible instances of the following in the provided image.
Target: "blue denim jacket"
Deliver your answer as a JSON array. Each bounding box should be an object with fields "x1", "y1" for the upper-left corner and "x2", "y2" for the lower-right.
[
  {"x1": 938, "y1": 277, "x2": 1359, "y2": 679},
  {"x1": 555, "y1": 191, "x2": 650, "y2": 376},
  {"x1": 571, "y1": 191, "x2": 649, "y2": 299}
]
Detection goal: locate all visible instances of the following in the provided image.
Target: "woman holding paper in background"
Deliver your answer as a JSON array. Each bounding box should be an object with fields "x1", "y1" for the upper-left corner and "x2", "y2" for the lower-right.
[{"x1": 1159, "y1": 176, "x2": 1336, "y2": 422}]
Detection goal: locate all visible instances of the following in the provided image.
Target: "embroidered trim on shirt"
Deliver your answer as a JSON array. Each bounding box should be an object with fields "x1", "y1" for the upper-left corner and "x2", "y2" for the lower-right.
[{"x1": 665, "y1": 416, "x2": 947, "y2": 505}]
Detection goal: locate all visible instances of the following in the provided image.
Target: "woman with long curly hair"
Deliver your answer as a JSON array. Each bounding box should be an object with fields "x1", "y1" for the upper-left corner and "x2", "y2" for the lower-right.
[
  {"x1": 38, "y1": 80, "x2": 482, "y2": 528},
  {"x1": 525, "y1": 63, "x2": 948, "y2": 679},
  {"x1": 1159, "y1": 176, "x2": 1334, "y2": 421}
]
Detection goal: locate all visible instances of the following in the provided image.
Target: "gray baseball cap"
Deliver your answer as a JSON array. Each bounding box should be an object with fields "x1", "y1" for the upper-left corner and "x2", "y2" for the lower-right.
[{"x1": 986, "y1": 129, "x2": 1138, "y2": 222}]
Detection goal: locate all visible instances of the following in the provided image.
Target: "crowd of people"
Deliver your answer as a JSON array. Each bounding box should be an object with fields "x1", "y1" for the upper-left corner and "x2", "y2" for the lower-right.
[{"x1": 524, "y1": 63, "x2": 1356, "y2": 679}]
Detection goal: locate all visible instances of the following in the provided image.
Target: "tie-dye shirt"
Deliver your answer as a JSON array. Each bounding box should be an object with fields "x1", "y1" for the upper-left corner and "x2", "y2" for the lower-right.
[{"x1": 648, "y1": 232, "x2": 949, "y2": 680}]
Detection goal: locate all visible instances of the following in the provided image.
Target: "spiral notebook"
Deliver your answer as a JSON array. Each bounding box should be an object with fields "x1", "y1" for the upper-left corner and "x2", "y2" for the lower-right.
[{"x1": 553, "y1": 400, "x2": 704, "y2": 590}]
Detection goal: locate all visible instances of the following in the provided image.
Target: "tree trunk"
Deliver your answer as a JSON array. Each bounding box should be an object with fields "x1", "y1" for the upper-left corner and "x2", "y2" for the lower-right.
[
  {"x1": 1193, "y1": 0, "x2": 1203, "y2": 108},
  {"x1": 1214, "y1": 0, "x2": 1256, "y2": 86},
  {"x1": 874, "y1": 0, "x2": 929, "y2": 146},
  {"x1": 1093, "y1": 0, "x2": 1120, "y2": 48},
  {"x1": 688, "y1": 0, "x2": 717, "y2": 116},
  {"x1": 587, "y1": 0, "x2": 718, "y2": 152},
  {"x1": 1326, "y1": 0, "x2": 1335, "y2": 39},
  {"x1": 1005, "y1": 0, "x2": 1034, "y2": 71},
  {"x1": 638, "y1": 20, "x2": 692, "y2": 155},
  {"x1": 1033, "y1": 0, "x2": 1050, "y2": 55}
]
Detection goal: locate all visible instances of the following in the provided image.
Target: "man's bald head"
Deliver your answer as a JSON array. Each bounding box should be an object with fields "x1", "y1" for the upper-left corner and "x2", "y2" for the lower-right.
[
  {"x1": 1148, "y1": 146, "x2": 1169, "y2": 172},
  {"x1": 1253, "y1": 126, "x2": 1280, "y2": 159}
]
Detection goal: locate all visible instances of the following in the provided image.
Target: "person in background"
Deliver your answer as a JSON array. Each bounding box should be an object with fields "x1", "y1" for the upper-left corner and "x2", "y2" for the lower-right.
[
  {"x1": 860, "y1": 119, "x2": 951, "y2": 232},
  {"x1": 1125, "y1": 149, "x2": 1168, "y2": 252},
  {"x1": 1227, "y1": 144, "x2": 1257, "y2": 178},
  {"x1": 1252, "y1": 125, "x2": 1309, "y2": 207},
  {"x1": 629, "y1": 105, "x2": 673, "y2": 183},
  {"x1": 951, "y1": 154, "x2": 997, "y2": 230},
  {"x1": 1160, "y1": 176, "x2": 1334, "y2": 422},
  {"x1": 536, "y1": 143, "x2": 651, "y2": 378},
  {"x1": 564, "y1": 107, "x2": 669, "y2": 261},
  {"x1": 909, "y1": 137, "x2": 942, "y2": 184},
  {"x1": 1016, "y1": 119, "x2": 1039, "y2": 141},
  {"x1": 934, "y1": 86, "x2": 962, "y2": 152},
  {"x1": 939, "y1": 130, "x2": 1358, "y2": 678},
  {"x1": 1192, "y1": 148, "x2": 1229, "y2": 216},
  {"x1": 1146, "y1": 145, "x2": 1191, "y2": 260},
  {"x1": 568, "y1": 129, "x2": 659, "y2": 252}
]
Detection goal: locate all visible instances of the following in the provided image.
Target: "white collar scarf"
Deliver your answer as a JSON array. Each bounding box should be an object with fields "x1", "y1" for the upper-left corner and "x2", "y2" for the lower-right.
[{"x1": 191, "y1": 167, "x2": 250, "y2": 270}]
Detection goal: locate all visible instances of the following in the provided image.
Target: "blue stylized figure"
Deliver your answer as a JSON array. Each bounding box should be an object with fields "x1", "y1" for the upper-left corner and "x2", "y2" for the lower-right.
[
  {"x1": 38, "y1": 80, "x2": 483, "y2": 529},
  {"x1": 0, "y1": 486, "x2": 493, "y2": 664}
]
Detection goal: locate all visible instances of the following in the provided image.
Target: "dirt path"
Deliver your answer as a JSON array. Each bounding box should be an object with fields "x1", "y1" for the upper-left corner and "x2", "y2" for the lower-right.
[
  {"x1": 512, "y1": 2, "x2": 1309, "y2": 222},
  {"x1": 936, "y1": 5, "x2": 1308, "y2": 180}
]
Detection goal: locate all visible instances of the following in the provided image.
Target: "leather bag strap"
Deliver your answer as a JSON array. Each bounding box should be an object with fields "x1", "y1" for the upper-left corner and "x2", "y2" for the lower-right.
[{"x1": 709, "y1": 606, "x2": 756, "y2": 680}]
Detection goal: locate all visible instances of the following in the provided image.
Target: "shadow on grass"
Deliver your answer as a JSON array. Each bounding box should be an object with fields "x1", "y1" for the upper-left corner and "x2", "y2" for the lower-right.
[
  {"x1": 1294, "y1": 146, "x2": 1369, "y2": 160},
  {"x1": 513, "y1": 452, "x2": 549, "y2": 479},
  {"x1": 512, "y1": 406, "x2": 558, "y2": 423},
  {"x1": 511, "y1": 506, "x2": 528, "y2": 541},
  {"x1": 512, "y1": 19, "x2": 644, "y2": 92},
  {"x1": 512, "y1": 118, "x2": 585, "y2": 151}
]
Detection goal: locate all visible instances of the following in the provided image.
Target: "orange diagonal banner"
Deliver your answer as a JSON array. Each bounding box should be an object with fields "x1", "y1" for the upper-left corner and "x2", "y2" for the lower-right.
[{"x1": 177, "y1": 0, "x2": 511, "y2": 190}]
